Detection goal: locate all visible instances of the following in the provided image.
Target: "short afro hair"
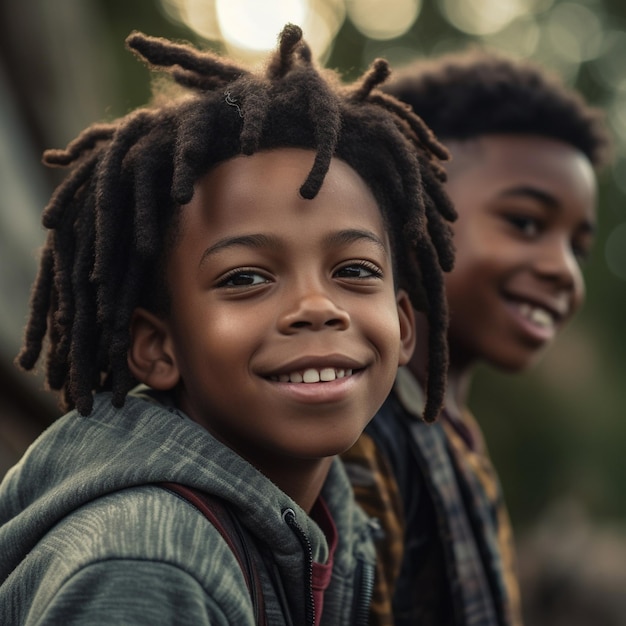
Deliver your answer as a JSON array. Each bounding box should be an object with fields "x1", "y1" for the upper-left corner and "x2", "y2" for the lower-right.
[{"x1": 382, "y1": 48, "x2": 610, "y2": 168}]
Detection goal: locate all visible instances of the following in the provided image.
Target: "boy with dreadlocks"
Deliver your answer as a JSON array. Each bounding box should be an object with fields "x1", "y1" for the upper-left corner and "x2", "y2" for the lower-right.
[
  {"x1": 0, "y1": 24, "x2": 456, "y2": 626},
  {"x1": 343, "y1": 49, "x2": 610, "y2": 626}
]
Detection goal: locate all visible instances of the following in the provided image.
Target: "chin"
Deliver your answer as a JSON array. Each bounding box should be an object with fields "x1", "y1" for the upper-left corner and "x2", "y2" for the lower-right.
[
  {"x1": 296, "y1": 433, "x2": 364, "y2": 460},
  {"x1": 490, "y1": 348, "x2": 546, "y2": 374}
]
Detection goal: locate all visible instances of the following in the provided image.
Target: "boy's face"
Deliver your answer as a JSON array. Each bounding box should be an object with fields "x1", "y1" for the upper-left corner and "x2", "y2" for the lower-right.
[
  {"x1": 142, "y1": 148, "x2": 413, "y2": 471},
  {"x1": 443, "y1": 134, "x2": 597, "y2": 372}
]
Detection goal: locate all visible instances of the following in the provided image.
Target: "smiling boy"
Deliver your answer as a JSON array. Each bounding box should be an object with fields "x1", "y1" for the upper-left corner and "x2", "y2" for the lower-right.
[
  {"x1": 442, "y1": 135, "x2": 596, "y2": 372},
  {"x1": 0, "y1": 26, "x2": 456, "y2": 625},
  {"x1": 136, "y1": 149, "x2": 412, "y2": 511},
  {"x1": 343, "y1": 50, "x2": 610, "y2": 626}
]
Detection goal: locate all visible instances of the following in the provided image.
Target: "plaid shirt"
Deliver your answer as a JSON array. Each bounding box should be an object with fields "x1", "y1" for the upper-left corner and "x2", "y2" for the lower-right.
[{"x1": 342, "y1": 367, "x2": 523, "y2": 626}]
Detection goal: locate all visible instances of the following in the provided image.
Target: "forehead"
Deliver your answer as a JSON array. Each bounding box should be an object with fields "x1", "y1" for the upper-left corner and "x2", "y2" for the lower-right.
[
  {"x1": 444, "y1": 134, "x2": 597, "y2": 218},
  {"x1": 173, "y1": 147, "x2": 389, "y2": 255}
]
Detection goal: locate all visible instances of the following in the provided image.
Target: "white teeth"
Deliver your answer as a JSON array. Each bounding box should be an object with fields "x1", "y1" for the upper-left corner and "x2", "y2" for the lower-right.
[
  {"x1": 320, "y1": 368, "x2": 336, "y2": 381},
  {"x1": 529, "y1": 307, "x2": 553, "y2": 328},
  {"x1": 303, "y1": 369, "x2": 320, "y2": 383},
  {"x1": 272, "y1": 367, "x2": 354, "y2": 383},
  {"x1": 519, "y1": 303, "x2": 554, "y2": 329}
]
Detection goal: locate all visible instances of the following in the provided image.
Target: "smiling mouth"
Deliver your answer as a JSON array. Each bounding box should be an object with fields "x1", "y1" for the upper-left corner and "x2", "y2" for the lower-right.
[
  {"x1": 268, "y1": 367, "x2": 354, "y2": 383},
  {"x1": 515, "y1": 302, "x2": 557, "y2": 330}
]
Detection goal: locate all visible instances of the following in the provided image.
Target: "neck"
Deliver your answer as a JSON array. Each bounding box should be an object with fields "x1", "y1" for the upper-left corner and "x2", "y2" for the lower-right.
[
  {"x1": 408, "y1": 311, "x2": 474, "y2": 420},
  {"x1": 258, "y1": 456, "x2": 334, "y2": 514},
  {"x1": 443, "y1": 365, "x2": 472, "y2": 420}
]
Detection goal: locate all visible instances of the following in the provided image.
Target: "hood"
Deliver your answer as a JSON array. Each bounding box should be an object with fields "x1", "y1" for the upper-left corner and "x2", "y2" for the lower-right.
[{"x1": 0, "y1": 391, "x2": 368, "y2": 587}]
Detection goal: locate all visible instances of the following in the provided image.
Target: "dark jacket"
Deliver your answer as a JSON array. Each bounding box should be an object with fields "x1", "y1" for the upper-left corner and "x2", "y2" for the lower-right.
[{"x1": 343, "y1": 367, "x2": 522, "y2": 626}]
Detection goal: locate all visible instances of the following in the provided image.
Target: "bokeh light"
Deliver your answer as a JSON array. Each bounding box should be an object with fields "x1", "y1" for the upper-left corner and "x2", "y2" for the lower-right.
[
  {"x1": 482, "y1": 15, "x2": 541, "y2": 57},
  {"x1": 216, "y1": 0, "x2": 307, "y2": 55},
  {"x1": 159, "y1": 0, "x2": 346, "y2": 62},
  {"x1": 160, "y1": 0, "x2": 221, "y2": 40},
  {"x1": 439, "y1": 0, "x2": 551, "y2": 36},
  {"x1": 346, "y1": 0, "x2": 421, "y2": 40},
  {"x1": 544, "y1": 2, "x2": 604, "y2": 64},
  {"x1": 591, "y1": 30, "x2": 626, "y2": 94}
]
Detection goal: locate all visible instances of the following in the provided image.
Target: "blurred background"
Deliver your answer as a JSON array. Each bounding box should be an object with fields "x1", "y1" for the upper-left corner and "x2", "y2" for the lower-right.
[{"x1": 0, "y1": 0, "x2": 625, "y2": 622}]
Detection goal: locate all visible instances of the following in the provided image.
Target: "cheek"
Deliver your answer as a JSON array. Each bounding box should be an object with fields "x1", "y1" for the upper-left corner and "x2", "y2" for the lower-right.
[
  {"x1": 571, "y1": 271, "x2": 586, "y2": 313},
  {"x1": 208, "y1": 307, "x2": 246, "y2": 339},
  {"x1": 451, "y1": 234, "x2": 520, "y2": 284},
  {"x1": 196, "y1": 310, "x2": 259, "y2": 364},
  {"x1": 444, "y1": 253, "x2": 490, "y2": 300},
  {"x1": 367, "y1": 299, "x2": 403, "y2": 353}
]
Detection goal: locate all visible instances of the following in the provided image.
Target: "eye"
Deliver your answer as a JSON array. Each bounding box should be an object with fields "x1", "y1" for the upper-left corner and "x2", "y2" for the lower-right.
[
  {"x1": 572, "y1": 239, "x2": 593, "y2": 265},
  {"x1": 217, "y1": 269, "x2": 270, "y2": 288},
  {"x1": 505, "y1": 215, "x2": 541, "y2": 237},
  {"x1": 335, "y1": 261, "x2": 383, "y2": 280}
]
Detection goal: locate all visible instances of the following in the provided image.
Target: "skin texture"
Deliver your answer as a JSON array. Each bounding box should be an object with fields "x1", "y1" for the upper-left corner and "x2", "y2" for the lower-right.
[
  {"x1": 410, "y1": 134, "x2": 597, "y2": 413},
  {"x1": 129, "y1": 148, "x2": 414, "y2": 511}
]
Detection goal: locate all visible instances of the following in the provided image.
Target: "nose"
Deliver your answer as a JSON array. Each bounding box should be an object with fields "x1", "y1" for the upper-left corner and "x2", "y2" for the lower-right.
[{"x1": 277, "y1": 287, "x2": 350, "y2": 334}]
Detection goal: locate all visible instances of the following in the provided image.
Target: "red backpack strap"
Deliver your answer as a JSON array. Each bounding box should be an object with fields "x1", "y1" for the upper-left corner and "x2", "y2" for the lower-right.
[{"x1": 160, "y1": 482, "x2": 267, "y2": 626}]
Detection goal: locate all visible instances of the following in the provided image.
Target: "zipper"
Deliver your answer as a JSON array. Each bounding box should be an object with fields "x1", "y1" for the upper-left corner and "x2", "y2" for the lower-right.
[
  {"x1": 352, "y1": 517, "x2": 379, "y2": 625},
  {"x1": 282, "y1": 507, "x2": 315, "y2": 626},
  {"x1": 353, "y1": 557, "x2": 376, "y2": 626}
]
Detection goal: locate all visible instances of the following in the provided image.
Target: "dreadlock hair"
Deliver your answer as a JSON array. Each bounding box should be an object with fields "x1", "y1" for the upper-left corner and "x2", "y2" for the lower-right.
[
  {"x1": 17, "y1": 24, "x2": 456, "y2": 422},
  {"x1": 381, "y1": 48, "x2": 610, "y2": 168}
]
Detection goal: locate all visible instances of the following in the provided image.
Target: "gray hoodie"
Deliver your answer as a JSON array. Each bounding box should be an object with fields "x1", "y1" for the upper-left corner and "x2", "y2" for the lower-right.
[{"x1": 0, "y1": 392, "x2": 376, "y2": 625}]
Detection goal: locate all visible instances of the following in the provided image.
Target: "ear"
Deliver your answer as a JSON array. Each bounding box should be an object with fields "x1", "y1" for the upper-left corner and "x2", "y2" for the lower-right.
[
  {"x1": 127, "y1": 307, "x2": 180, "y2": 390},
  {"x1": 396, "y1": 289, "x2": 416, "y2": 366}
]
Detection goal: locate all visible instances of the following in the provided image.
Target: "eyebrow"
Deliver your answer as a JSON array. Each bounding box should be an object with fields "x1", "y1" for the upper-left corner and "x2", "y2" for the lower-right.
[
  {"x1": 198, "y1": 228, "x2": 388, "y2": 268},
  {"x1": 199, "y1": 234, "x2": 277, "y2": 267},
  {"x1": 498, "y1": 185, "x2": 559, "y2": 208},
  {"x1": 324, "y1": 229, "x2": 389, "y2": 254},
  {"x1": 498, "y1": 185, "x2": 596, "y2": 235}
]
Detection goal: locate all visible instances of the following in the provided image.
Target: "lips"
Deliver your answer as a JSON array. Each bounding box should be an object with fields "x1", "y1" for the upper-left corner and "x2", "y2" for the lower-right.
[
  {"x1": 516, "y1": 302, "x2": 556, "y2": 330},
  {"x1": 269, "y1": 367, "x2": 354, "y2": 383}
]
